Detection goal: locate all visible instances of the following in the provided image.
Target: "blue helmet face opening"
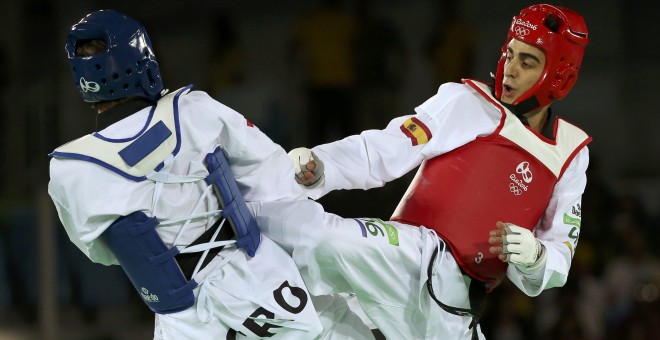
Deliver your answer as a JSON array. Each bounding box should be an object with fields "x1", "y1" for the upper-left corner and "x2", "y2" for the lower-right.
[{"x1": 66, "y1": 9, "x2": 163, "y2": 103}]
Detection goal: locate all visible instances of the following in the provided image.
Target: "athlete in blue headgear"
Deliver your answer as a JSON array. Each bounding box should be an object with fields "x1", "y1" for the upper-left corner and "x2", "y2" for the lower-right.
[
  {"x1": 65, "y1": 9, "x2": 163, "y2": 104},
  {"x1": 49, "y1": 9, "x2": 376, "y2": 339}
]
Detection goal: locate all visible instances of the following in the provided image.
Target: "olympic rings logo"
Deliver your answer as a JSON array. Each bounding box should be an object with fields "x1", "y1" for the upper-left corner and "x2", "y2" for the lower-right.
[
  {"x1": 79, "y1": 77, "x2": 100, "y2": 93},
  {"x1": 514, "y1": 26, "x2": 530, "y2": 37},
  {"x1": 509, "y1": 183, "x2": 522, "y2": 196}
]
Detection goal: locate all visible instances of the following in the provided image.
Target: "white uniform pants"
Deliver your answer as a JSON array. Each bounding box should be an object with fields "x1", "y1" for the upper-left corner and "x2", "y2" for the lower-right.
[
  {"x1": 154, "y1": 236, "x2": 334, "y2": 339},
  {"x1": 252, "y1": 200, "x2": 485, "y2": 339}
]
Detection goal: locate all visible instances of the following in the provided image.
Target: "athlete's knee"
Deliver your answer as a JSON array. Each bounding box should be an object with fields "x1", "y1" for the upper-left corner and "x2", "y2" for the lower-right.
[{"x1": 313, "y1": 225, "x2": 362, "y2": 267}]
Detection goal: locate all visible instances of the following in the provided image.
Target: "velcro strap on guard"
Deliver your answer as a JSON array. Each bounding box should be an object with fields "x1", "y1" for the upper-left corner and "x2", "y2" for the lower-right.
[
  {"x1": 101, "y1": 211, "x2": 196, "y2": 314},
  {"x1": 204, "y1": 147, "x2": 261, "y2": 256}
]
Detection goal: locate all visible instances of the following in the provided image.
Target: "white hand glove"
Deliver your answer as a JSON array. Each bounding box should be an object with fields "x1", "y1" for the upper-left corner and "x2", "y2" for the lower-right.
[
  {"x1": 288, "y1": 147, "x2": 325, "y2": 188},
  {"x1": 501, "y1": 223, "x2": 545, "y2": 268}
]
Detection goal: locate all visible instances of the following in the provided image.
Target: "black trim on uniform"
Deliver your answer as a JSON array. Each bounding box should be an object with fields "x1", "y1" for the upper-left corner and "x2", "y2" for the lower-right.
[{"x1": 539, "y1": 108, "x2": 556, "y2": 140}]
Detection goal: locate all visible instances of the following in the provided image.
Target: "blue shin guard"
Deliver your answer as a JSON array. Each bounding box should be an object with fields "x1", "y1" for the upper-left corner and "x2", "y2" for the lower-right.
[
  {"x1": 101, "y1": 211, "x2": 196, "y2": 314},
  {"x1": 205, "y1": 147, "x2": 261, "y2": 256}
]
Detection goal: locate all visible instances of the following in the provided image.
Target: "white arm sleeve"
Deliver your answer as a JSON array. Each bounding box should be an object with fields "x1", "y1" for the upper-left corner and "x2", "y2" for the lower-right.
[
  {"x1": 507, "y1": 147, "x2": 590, "y2": 296},
  {"x1": 48, "y1": 159, "x2": 124, "y2": 265},
  {"x1": 305, "y1": 83, "x2": 500, "y2": 199},
  {"x1": 188, "y1": 91, "x2": 307, "y2": 203}
]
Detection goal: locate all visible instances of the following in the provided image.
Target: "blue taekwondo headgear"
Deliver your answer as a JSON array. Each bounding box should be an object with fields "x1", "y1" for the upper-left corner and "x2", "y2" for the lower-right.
[{"x1": 65, "y1": 9, "x2": 163, "y2": 103}]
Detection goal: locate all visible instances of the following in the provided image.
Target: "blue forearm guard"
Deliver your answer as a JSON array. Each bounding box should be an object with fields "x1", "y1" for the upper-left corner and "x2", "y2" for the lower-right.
[{"x1": 205, "y1": 147, "x2": 261, "y2": 256}]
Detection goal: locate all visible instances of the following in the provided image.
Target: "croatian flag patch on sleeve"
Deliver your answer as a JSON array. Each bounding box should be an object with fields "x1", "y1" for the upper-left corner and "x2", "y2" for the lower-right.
[{"x1": 400, "y1": 117, "x2": 432, "y2": 146}]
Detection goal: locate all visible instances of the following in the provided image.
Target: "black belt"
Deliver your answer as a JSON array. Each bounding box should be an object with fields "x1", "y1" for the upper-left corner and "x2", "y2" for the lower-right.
[
  {"x1": 175, "y1": 218, "x2": 235, "y2": 281},
  {"x1": 425, "y1": 245, "x2": 487, "y2": 340}
]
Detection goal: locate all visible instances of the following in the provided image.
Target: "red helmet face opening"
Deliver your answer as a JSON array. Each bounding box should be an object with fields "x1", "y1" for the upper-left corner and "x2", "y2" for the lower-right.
[{"x1": 494, "y1": 4, "x2": 589, "y2": 114}]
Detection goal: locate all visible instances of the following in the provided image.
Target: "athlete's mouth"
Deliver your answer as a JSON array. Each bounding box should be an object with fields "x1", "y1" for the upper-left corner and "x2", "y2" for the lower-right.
[{"x1": 502, "y1": 84, "x2": 515, "y2": 97}]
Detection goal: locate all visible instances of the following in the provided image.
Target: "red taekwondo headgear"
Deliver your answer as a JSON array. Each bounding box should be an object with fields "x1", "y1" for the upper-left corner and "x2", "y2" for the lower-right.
[{"x1": 494, "y1": 4, "x2": 589, "y2": 114}]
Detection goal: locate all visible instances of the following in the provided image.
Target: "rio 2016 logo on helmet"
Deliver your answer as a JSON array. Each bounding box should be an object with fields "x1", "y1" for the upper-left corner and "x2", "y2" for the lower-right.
[
  {"x1": 494, "y1": 4, "x2": 589, "y2": 114},
  {"x1": 65, "y1": 9, "x2": 163, "y2": 103}
]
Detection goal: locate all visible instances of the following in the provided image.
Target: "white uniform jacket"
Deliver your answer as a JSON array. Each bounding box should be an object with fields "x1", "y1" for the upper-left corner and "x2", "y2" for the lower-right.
[{"x1": 48, "y1": 87, "x2": 338, "y2": 339}]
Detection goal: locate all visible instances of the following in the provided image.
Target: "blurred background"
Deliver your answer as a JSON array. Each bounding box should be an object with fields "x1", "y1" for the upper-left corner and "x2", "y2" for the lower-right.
[{"x1": 0, "y1": 0, "x2": 658, "y2": 339}]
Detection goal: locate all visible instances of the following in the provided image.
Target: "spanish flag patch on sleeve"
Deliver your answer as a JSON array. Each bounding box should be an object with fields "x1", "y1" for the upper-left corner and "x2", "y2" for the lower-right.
[{"x1": 400, "y1": 117, "x2": 432, "y2": 145}]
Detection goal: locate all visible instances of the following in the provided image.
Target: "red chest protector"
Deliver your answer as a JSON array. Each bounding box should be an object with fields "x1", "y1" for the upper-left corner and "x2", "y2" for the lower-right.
[{"x1": 391, "y1": 80, "x2": 591, "y2": 289}]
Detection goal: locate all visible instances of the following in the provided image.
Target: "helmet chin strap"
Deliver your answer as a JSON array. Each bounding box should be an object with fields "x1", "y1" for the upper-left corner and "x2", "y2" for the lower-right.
[
  {"x1": 490, "y1": 86, "x2": 542, "y2": 126},
  {"x1": 501, "y1": 96, "x2": 544, "y2": 126}
]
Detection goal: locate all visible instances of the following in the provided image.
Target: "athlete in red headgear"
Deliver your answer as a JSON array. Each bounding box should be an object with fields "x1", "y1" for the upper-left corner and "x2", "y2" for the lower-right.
[
  {"x1": 495, "y1": 4, "x2": 588, "y2": 115},
  {"x1": 255, "y1": 4, "x2": 592, "y2": 339}
]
